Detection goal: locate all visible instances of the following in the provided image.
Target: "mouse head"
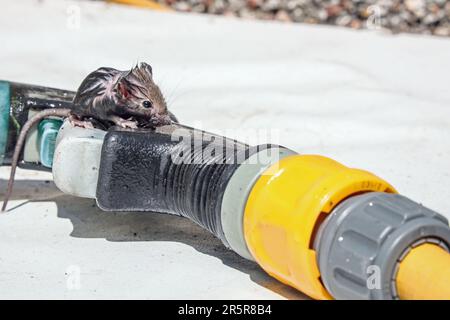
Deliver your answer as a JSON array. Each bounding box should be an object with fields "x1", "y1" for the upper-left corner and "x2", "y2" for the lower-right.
[{"x1": 114, "y1": 62, "x2": 170, "y2": 126}]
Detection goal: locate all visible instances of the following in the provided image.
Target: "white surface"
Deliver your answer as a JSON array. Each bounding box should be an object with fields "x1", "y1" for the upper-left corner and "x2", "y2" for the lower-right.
[{"x1": 1, "y1": 0, "x2": 450, "y2": 299}]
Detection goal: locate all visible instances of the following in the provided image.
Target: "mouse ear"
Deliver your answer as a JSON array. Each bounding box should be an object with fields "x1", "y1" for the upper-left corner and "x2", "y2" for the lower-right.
[
  {"x1": 116, "y1": 79, "x2": 130, "y2": 98},
  {"x1": 139, "y1": 62, "x2": 153, "y2": 76}
]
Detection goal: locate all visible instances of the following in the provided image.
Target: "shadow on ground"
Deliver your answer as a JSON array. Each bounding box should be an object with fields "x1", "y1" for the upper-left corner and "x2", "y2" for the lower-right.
[{"x1": 0, "y1": 178, "x2": 307, "y2": 300}]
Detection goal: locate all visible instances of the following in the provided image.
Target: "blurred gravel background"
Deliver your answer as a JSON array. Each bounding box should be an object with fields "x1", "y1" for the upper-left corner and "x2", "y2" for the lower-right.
[{"x1": 156, "y1": 0, "x2": 450, "y2": 36}]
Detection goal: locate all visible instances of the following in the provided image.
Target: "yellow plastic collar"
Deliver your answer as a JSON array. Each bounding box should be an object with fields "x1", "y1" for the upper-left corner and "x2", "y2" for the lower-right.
[{"x1": 244, "y1": 155, "x2": 396, "y2": 300}]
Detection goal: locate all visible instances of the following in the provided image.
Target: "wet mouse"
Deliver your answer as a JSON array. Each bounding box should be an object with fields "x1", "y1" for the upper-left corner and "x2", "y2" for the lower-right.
[
  {"x1": 72, "y1": 62, "x2": 171, "y2": 129},
  {"x1": 2, "y1": 62, "x2": 171, "y2": 212}
]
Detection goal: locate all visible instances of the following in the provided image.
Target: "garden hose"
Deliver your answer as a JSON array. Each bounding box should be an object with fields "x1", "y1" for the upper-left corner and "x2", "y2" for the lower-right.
[{"x1": 1, "y1": 81, "x2": 449, "y2": 300}]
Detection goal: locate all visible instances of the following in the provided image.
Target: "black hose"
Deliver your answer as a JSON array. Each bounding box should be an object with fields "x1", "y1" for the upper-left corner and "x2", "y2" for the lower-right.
[{"x1": 97, "y1": 124, "x2": 271, "y2": 244}]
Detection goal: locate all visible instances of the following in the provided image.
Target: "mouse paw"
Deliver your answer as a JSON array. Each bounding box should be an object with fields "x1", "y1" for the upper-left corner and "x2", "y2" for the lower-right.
[
  {"x1": 68, "y1": 115, "x2": 94, "y2": 129},
  {"x1": 116, "y1": 119, "x2": 138, "y2": 129},
  {"x1": 107, "y1": 116, "x2": 138, "y2": 129}
]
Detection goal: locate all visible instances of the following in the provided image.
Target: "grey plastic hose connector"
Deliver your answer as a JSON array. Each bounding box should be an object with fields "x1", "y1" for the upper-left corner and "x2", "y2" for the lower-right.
[{"x1": 315, "y1": 192, "x2": 450, "y2": 300}]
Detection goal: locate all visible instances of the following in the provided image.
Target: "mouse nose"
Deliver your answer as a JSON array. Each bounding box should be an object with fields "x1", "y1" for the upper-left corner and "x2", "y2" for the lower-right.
[{"x1": 155, "y1": 114, "x2": 171, "y2": 125}]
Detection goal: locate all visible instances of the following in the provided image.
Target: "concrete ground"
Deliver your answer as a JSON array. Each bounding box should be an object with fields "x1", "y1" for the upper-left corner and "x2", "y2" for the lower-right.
[{"x1": 0, "y1": 0, "x2": 449, "y2": 299}]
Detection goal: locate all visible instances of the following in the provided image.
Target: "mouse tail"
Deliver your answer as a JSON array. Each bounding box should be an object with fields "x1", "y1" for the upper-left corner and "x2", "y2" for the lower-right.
[
  {"x1": 1, "y1": 157, "x2": 18, "y2": 212},
  {"x1": 2, "y1": 108, "x2": 72, "y2": 212}
]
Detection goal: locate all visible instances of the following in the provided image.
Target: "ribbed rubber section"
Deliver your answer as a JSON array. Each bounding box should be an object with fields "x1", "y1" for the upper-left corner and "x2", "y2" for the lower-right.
[{"x1": 96, "y1": 125, "x2": 273, "y2": 243}]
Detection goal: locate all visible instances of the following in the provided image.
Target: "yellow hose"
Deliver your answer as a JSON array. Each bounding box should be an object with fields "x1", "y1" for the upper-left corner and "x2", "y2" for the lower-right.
[
  {"x1": 396, "y1": 243, "x2": 450, "y2": 300},
  {"x1": 108, "y1": 0, "x2": 170, "y2": 11}
]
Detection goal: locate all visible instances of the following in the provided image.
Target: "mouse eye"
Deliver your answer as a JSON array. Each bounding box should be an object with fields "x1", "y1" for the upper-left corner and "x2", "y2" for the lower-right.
[{"x1": 142, "y1": 100, "x2": 152, "y2": 109}]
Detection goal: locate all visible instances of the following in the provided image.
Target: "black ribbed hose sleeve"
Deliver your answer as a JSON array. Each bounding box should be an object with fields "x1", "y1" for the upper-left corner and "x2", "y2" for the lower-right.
[{"x1": 96, "y1": 124, "x2": 271, "y2": 244}]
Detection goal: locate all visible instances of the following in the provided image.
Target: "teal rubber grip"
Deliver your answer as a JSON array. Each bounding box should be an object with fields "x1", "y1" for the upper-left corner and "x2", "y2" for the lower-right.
[
  {"x1": 0, "y1": 81, "x2": 11, "y2": 165},
  {"x1": 38, "y1": 119, "x2": 63, "y2": 168}
]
